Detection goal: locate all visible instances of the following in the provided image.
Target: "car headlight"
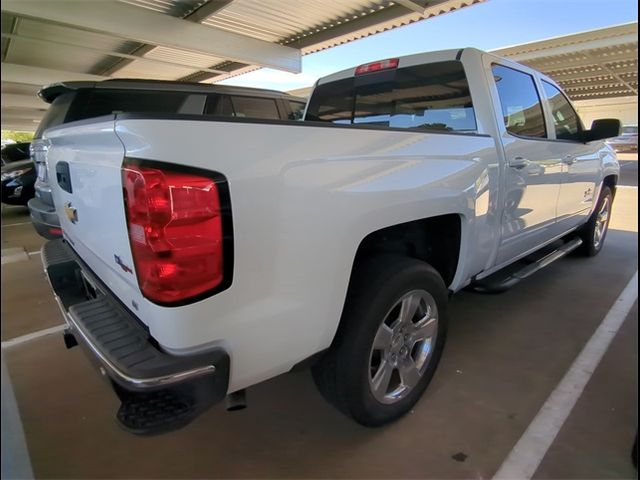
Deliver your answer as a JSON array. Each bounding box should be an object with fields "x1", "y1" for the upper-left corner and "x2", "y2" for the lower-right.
[{"x1": 1, "y1": 168, "x2": 31, "y2": 181}]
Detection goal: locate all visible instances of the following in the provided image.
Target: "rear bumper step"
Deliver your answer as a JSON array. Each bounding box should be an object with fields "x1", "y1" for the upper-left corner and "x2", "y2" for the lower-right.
[
  {"x1": 471, "y1": 237, "x2": 583, "y2": 294},
  {"x1": 42, "y1": 239, "x2": 230, "y2": 434}
]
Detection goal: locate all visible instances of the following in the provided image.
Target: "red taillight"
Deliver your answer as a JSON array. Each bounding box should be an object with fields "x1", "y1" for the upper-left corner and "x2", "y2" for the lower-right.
[
  {"x1": 354, "y1": 58, "x2": 399, "y2": 76},
  {"x1": 49, "y1": 227, "x2": 63, "y2": 236},
  {"x1": 122, "y1": 163, "x2": 225, "y2": 304}
]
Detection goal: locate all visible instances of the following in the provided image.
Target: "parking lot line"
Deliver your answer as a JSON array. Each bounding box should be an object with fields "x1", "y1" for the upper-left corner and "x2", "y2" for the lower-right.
[
  {"x1": 1, "y1": 222, "x2": 33, "y2": 228},
  {"x1": 493, "y1": 270, "x2": 638, "y2": 480},
  {"x1": 1, "y1": 324, "x2": 66, "y2": 350},
  {"x1": 0, "y1": 205, "x2": 27, "y2": 209}
]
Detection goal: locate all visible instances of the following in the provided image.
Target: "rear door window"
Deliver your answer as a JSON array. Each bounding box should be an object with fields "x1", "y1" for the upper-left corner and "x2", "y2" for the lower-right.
[
  {"x1": 288, "y1": 100, "x2": 306, "y2": 120},
  {"x1": 205, "y1": 95, "x2": 234, "y2": 116},
  {"x1": 492, "y1": 65, "x2": 547, "y2": 138},
  {"x1": 229, "y1": 96, "x2": 280, "y2": 119},
  {"x1": 306, "y1": 61, "x2": 477, "y2": 132}
]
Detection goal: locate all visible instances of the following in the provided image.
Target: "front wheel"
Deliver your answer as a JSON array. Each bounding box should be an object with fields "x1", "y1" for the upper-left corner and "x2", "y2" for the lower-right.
[
  {"x1": 312, "y1": 256, "x2": 448, "y2": 426},
  {"x1": 577, "y1": 186, "x2": 613, "y2": 256}
]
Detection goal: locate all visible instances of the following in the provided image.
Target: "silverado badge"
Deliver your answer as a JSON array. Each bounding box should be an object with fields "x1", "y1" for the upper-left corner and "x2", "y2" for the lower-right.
[{"x1": 64, "y1": 202, "x2": 78, "y2": 224}]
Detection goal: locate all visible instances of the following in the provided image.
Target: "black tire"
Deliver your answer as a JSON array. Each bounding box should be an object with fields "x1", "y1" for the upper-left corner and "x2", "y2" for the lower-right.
[
  {"x1": 312, "y1": 255, "x2": 448, "y2": 427},
  {"x1": 577, "y1": 186, "x2": 613, "y2": 257}
]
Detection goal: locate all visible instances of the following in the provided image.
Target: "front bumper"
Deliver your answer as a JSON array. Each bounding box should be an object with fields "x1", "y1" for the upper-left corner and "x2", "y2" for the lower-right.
[{"x1": 42, "y1": 239, "x2": 230, "y2": 434}]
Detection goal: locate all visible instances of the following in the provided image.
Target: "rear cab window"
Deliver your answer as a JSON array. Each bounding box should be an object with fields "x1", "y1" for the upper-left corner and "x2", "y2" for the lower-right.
[{"x1": 306, "y1": 60, "x2": 477, "y2": 133}]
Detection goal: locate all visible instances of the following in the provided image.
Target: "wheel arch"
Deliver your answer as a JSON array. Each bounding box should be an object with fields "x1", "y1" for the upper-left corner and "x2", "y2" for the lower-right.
[{"x1": 348, "y1": 213, "x2": 463, "y2": 292}]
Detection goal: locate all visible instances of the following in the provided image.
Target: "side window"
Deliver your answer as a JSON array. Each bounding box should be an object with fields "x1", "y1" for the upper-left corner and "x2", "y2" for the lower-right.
[
  {"x1": 492, "y1": 65, "x2": 547, "y2": 139},
  {"x1": 230, "y1": 96, "x2": 280, "y2": 119},
  {"x1": 205, "y1": 95, "x2": 234, "y2": 116},
  {"x1": 542, "y1": 81, "x2": 583, "y2": 140},
  {"x1": 288, "y1": 101, "x2": 306, "y2": 120}
]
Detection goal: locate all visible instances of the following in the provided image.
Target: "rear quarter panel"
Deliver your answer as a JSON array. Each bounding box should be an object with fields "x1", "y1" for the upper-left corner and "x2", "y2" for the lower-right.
[{"x1": 115, "y1": 118, "x2": 499, "y2": 391}]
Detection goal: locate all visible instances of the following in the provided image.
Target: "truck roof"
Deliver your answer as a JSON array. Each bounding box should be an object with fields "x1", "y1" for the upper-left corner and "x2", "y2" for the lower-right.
[
  {"x1": 314, "y1": 47, "x2": 563, "y2": 91},
  {"x1": 39, "y1": 79, "x2": 305, "y2": 104}
]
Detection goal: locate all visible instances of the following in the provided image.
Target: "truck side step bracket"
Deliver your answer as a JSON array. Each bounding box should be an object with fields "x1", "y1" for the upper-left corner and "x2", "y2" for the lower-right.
[{"x1": 471, "y1": 237, "x2": 583, "y2": 294}]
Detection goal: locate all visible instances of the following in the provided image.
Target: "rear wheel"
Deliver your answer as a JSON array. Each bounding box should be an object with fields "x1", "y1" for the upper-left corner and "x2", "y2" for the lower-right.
[
  {"x1": 577, "y1": 186, "x2": 613, "y2": 256},
  {"x1": 312, "y1": 255, "x2": 448, "y2": 426}
]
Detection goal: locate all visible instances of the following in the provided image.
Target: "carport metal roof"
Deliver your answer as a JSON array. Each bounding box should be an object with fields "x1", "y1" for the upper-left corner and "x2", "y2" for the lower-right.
[
  {"x1": 493, "y1": 22, "x2": 638, "y2": 101},
  {"x1": 1, "y1": 0, "x2": 484, "y2": 131}
]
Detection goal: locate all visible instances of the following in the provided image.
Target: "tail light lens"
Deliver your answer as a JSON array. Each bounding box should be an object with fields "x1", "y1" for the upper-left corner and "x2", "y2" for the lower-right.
[{"x1": 122, "y1": 161, "x2": 228, "y2": 305}]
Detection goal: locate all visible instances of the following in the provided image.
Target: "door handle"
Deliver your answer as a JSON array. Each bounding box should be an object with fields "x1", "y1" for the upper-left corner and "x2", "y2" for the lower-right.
[
  {"x1": 508, "y1": 156, "x2": 529, "y2": 169},
  {"x1": 562, "y1": 155, "x2": 577, "y2": 165}
]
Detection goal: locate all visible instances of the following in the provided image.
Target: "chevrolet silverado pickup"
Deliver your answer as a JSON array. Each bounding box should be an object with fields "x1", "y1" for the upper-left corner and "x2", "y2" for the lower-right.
[{"x1": 40, "y1": 48, "x2": 620, "y2": 434}]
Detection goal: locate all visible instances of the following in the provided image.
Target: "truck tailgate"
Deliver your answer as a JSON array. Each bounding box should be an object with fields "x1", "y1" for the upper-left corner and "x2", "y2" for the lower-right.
[{"x1": 44, "y1": 118, "x2": 149, "y2": 324}]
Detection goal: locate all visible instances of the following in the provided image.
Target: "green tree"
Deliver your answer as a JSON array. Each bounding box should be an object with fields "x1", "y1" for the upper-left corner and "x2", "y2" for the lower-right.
[{"x1": 1, "y1": 130, "x2": 35, "y2": 143}]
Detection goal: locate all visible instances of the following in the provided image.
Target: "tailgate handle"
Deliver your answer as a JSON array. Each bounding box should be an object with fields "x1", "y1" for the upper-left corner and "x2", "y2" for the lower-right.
[{"x1": 56, "y1": 162, "x2": 73, "y2": 193}]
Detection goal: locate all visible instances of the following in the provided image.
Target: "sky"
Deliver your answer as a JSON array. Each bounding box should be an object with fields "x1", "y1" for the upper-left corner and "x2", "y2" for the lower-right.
[{"x1": 218, "y1": 0, "x2": 638, "y2": 91}]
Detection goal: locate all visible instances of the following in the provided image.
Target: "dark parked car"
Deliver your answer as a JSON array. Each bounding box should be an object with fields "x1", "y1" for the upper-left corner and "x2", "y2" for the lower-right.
[
  {"x1": 1, "y1": 142, "x2": 31, "y2": 165},
  {"x1": 1, "y1": 159, "x2": 36, "y2": 206},
  {"x1": 1, "y1": 142, "x2": 35, "y2": 206},
  {"x1": 29, "y1": 79, "x2": 307, "y2": 239}
]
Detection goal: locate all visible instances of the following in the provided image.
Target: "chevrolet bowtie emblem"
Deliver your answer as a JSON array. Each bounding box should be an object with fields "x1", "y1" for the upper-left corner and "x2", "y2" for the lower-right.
[{"x1": 64, "y1": 202, "x2": 78, "y2": 224}]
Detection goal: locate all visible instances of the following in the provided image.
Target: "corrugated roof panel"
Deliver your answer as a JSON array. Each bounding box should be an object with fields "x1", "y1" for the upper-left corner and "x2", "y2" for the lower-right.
[
  {"x1": 13, "y1": 18, "x2": 131, "y2": 53},
  {"x1": 5, "y1": 39, "x2": 110, "y2": 74},
  {"x1": 119, "y1": 0, "x2": 203, "y2": 16},
  {"x1": 202, "y1": 0, "x2": 386, "y2": 42},
  {"x1": 110, "y1": 59, "x2": 196, "y2": 80},
  {"x1": 143, "y1": 46, "x2": 225, "y2": 69}
]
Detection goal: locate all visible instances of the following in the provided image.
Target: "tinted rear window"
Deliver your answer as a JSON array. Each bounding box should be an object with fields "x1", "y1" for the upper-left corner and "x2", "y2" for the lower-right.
[
  {"x1": 67, "y1": 90, "x2": 190, "y2": 122},
  {"x1": 36, "y1": 89, "x2": 191, "y2": 138},
  {"x1": 306, "y1": 61, "x2": 477, "y2": 132}
]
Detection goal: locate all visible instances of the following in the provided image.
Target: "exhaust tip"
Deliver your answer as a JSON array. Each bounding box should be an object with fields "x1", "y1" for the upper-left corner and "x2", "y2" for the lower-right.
[{"x1": 225, "y1": 390, "x2": 246, "y2": 411}]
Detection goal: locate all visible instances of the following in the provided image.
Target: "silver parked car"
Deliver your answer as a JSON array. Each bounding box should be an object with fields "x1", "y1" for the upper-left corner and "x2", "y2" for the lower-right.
[{"x1": 606, "y1": 124, "x2": 638, "y2": 153}]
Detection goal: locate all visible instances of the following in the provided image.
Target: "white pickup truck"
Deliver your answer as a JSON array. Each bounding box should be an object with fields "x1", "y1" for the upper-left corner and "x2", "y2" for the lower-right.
[{"x1": 41, "y1": 48, "x2": 620, "y2": 435}]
